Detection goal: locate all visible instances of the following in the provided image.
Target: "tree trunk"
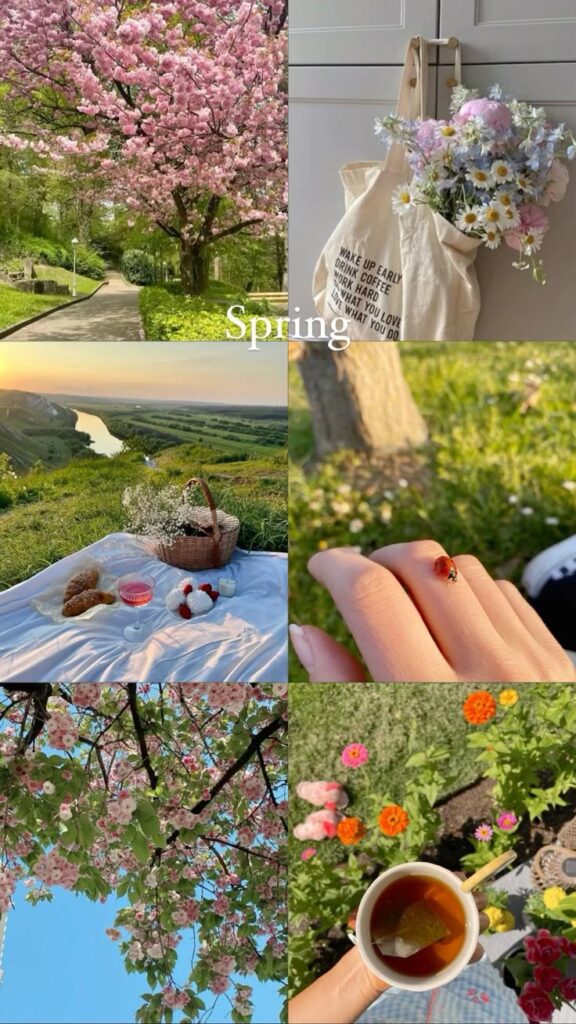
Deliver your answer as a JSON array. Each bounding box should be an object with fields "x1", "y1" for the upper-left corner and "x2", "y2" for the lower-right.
[
  {"x1": 179, "y1": 239, "x2": 210, "y2": 295},
  {"x1": 298, "y1": 343, "x2": 428, "y2": 458},
  {"x1": 274, "y1": 232, "x2": 286, "y2": 291}
]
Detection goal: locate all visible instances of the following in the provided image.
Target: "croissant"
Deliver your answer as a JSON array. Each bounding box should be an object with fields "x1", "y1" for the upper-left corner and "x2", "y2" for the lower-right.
[
  {"x1": 63, "y1": 568, "x2": 100, "y2": 603},
  {"x1": 62, "y1": 589, "x2": 116, "y2": 618}
]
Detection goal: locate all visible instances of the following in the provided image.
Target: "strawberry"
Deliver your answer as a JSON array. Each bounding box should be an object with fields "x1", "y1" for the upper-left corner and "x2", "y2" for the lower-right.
[
  {"x1": 183, "y1": 584, "x2": 193, "y2": 596},
  {"x1": 199, "y1": 583, "x2": 212, "y2": 594},
  {"x1": 209, "y1": 590, "x2": 219, "y2": 602},
  {"x1": 178, "y1": 602, "x2": 192, "y2": 619}
]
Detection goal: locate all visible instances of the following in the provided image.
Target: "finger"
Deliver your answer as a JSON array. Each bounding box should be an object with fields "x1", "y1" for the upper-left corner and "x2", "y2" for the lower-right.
[
  {"x1": 308, "y1": 548, "x2": 450, "y2": 683},
  {"x1": 289, "y1": 624, "x2": 367, "y2": 682},
  {"x1": 478, "y1": 911, "x2": 490, "y2": 933},
  {"x1": 453, "y1": 555, "x2": 537, "y2": 647},
  {"x1": 369, "y1": 541, "x2": 504, "y2": 673},
  {"x1": 474, "y1": 891, "x2": 488, "y2": 912},
  {"x1": 470, "y1": 943, "x2": 485, "y2": 963},
  {"x1": 496, "y1": 579, "x2": 572, "y2": 654}
]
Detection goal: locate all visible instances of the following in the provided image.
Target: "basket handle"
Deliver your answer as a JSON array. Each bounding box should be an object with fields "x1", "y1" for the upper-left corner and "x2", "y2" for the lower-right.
[{"x1": 183, "y1": 477, "x2": 222, "y2": 544}]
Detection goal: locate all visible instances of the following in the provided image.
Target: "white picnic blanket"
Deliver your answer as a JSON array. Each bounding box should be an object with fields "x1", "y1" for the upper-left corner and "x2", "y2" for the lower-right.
[{"x1": 0, "y1": 532, "x2": 287, "y2": 683}]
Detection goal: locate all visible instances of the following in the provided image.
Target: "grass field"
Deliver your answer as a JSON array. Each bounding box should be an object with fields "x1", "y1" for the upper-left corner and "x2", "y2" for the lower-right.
[
  {"x1": 0, "y1": 266, "x2": 100, "y2": 331},
  {"x1": 289, "y1": 342, "x2": 576, "y2": 680},
  {"x1": 289, "y1": 682, "x2": 502, "y2": 866}
]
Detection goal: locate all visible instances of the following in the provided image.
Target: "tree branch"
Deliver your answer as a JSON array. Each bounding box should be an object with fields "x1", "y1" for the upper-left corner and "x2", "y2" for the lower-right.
[
  {"x1": 126, "y1": 684, "x2": 158, "y2": 790},
  {"x1": 211, "y1": 217, "x2": 264, "y2": 242}
]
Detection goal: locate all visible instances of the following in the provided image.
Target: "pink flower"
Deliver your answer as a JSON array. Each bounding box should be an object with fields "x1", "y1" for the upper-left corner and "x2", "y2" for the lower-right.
[
  {"x1": 543, "y1": 159, "x2": 570, "y2": 204},
  {"x1": 301, "y1": 847, "x2": 316, "y2": 861},
  {"x1": 341, "y1": 743, "x2": 369, "y2": 769},
  {"x1": 296, "y1": 781, "x2": 348, "y2": 810},
  {"x1": 456, "y1": 98, "x2": 512, "y2": 134},
  {"x1": 534, "y1": 965, "x2": 563, "y2": 993},
  {"x1": 505, "y1": 205, "x2": 550, "y2": 251},
  {"x1": 518, "y1": 981, "x2": 554, "y2": 1023},
  {"x1": 525, "y1": 929, "x2": 564, "y2": 967},
  {"x1": 474, "y1": 823, "x2": 493, "y2": 842},
  {"x1": 496, "y1": 811, "x2": 518, "y2": 831},
  {"x1": 416, "y1": 119, "x2": 444, "y2": 153}
]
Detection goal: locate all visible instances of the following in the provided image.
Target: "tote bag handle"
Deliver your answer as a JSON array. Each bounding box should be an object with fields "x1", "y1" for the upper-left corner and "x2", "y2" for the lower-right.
[{"x1": 385, "y1": 36, "x2": 429, "y2": 173}]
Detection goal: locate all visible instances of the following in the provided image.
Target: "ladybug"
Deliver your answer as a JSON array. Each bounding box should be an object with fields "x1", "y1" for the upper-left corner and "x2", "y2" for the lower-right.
[{"x1": 434, "y1": 555, "x2": 458, "y2": 583}]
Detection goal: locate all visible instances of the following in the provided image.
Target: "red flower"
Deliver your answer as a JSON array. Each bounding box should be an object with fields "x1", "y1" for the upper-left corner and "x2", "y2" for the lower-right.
[
  {"x1": 560, "y1": 936, "x2": 576, "y2": 958},
  {"x1": 533, "y1": 965, "x2": 563, "y2": 993},
  {"x1": 560, "y1": 977, "x2": 576, "y2": 1001},
  {"x1": 525, "y1": 929, "x2": 564, "y2": 967},
  {"x1": 518, "y1": 982, "x2": 554, "y2": 1023}
]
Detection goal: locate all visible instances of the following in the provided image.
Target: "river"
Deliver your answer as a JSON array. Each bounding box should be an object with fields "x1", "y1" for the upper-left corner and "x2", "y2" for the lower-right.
[{"x1": 72, "y1": 408, "x2": 124, "y2": 457}]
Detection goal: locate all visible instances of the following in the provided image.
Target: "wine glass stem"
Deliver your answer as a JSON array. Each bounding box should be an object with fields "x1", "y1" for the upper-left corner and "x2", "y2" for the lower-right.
[{"x1": 134, "y1": 605, "x2": 142, "y2": 630}]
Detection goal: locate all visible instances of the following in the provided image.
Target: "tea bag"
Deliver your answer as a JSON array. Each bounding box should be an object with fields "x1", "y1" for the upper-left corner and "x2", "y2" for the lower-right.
[{"x1": 374, "y1": 900, "x2": 450, "y2": 959}]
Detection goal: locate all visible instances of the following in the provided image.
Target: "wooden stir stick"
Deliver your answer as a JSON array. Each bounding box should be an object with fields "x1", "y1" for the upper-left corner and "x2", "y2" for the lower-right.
[{"x1": 461, "y1": 851, "x2": 518, "y2": 893}]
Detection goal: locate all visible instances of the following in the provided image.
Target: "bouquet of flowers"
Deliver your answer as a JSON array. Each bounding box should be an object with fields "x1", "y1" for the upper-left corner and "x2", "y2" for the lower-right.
[{"x1": 375, "y1": 85, "x2": 576, "y2": 282}]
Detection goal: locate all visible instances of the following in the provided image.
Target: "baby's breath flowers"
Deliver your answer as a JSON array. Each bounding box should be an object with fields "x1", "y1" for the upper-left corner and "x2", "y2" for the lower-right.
[{"x1": 377, "y1": 84, "x2": 576, "y2": 281}]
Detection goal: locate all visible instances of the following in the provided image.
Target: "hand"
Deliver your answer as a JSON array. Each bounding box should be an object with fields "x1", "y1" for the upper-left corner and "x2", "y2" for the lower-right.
[
  {"x1": 290, "y1": 540, "x2": 576, "y2": 682},
  {"x1": 353, "y1": 877, "x2": 489, "y2": 1000}
]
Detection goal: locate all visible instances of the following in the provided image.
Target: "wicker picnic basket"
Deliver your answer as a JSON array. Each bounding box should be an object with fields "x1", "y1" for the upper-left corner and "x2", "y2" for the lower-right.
[{"x1": 154, "y1": 477, "x2": 240, "y2": 571}]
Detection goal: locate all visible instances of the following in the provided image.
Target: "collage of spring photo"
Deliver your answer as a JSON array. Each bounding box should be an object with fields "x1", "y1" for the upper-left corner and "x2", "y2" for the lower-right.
[{"x1": 0, "y1": 2, "x2": 575, "y2": 1024}]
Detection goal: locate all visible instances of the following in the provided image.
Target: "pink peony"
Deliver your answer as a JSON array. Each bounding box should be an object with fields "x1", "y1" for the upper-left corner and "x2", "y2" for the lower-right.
[
  {"x1": 456, "y1": 97, "x2": 512, "y2": 134},
  {"x1": 518, "y1": 981, "x2": 554, "y2": 1023},
  {"x1": 296, "y1": 781, "x2": 348, "y2": 810},
  {"x1": 341, "y1": 743, "x2": 369, "y2": 769},
  {"x1": 543, "y1": 159, "x2": 570, "y2": 204}
]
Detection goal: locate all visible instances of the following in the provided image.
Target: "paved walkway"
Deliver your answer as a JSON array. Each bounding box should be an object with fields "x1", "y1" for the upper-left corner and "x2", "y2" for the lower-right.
[{"x1": 6, "y1": 272, "x2": 144, "y2": 341}]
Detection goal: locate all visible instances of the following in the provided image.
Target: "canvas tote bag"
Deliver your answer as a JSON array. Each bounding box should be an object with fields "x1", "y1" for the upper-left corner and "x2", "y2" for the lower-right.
[{"x1": 313, "y1": 40, "x2": 482, "y2": 341}]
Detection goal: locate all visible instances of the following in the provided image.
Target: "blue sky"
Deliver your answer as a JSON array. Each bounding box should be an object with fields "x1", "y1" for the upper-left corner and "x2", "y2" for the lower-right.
[{"x1": 1, "y1": 885, "x2": 282, "y2": 1024}]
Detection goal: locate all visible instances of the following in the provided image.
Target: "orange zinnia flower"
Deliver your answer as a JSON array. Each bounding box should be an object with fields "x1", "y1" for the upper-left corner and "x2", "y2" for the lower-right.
[
  {"x1": 336, "y1": 816, "x2": 366, "y2": 846},
  {"x1": 378, "y1": 804, "x2": 409, "y2": 837},
  {"x1": 463, "y1": 690, "x2": 497, "y2": 725}
]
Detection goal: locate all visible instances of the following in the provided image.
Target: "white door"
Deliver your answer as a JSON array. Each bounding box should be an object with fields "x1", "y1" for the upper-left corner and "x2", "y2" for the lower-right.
[
  {"x1": 438, "y1": 64, "x2": 576, "y2": 340},
  {"x1": 290, "y1": 0, "x2": 437, "y2": 65},
  {"x1": 440, "y1": 0, "x2": 576, "y2": 63},
  {"x1": 289, "y1": 66, "x2": 437, "y2": 322}
]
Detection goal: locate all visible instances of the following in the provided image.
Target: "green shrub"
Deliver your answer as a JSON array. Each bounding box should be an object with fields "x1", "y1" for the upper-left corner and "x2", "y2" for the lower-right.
[
  {"x1": 0, "y1": 235, "x2": 106, "y2": 279},
  {"x1": 121, "y1": 249, "x2": 155, "y2": 285},
  {"x1": 140, "y1": 286, "x2": 287, "y2": 341}
]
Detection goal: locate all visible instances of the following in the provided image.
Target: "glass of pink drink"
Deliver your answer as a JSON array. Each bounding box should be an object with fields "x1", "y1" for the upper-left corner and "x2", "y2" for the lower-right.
[{"x1": 118, "y1": 573, "x2": 156, "y2": 642}]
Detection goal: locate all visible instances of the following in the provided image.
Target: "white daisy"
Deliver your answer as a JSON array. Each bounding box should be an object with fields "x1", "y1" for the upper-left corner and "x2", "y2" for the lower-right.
[
  {"x1": 516, "y1": 173, "x2": 532, "y2": 192},
  {"x1": 522, "y1": 228, "x2": 545, "y2": 255},
  {"x1": 392, "y1": 183, "x2": 415, "y2": 214},
  {"x1": 495, "y1": 188, "x2": 516, "y2": 208},
  {"x1": 501, "y1": 203, "x2": 521, "y2": 230},
  {"x1": 482, "y1": 226, "x2": 502, "y2": 249},
  {"x1": 466, "y1": 166, "x2": 492, "y2": 189},
  {"x1": 481, "y1": 202, "x2": 507, "y2": 229},
  {"x1": 491, "y1": 159, "x2": 514, "y2": 184},
  {"x1": 456, "y1": 206, "x2": 483, "y2": 233}
]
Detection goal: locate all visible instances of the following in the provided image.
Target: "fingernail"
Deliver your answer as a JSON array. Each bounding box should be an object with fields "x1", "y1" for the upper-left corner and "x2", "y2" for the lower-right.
[{"x1": 289, "y1": 624, "x2": 316, "y2": 675}]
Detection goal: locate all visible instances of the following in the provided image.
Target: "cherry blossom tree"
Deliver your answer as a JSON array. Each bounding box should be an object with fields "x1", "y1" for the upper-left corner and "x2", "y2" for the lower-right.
[
  {"x1": 0, "y1": 1, "x2": 287, "y2": 294},
  {"x1": 0, "y1": 683, "x2": 287, "y2": 1023}
]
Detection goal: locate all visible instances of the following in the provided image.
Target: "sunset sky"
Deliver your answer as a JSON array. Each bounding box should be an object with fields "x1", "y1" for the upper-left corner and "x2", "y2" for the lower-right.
[{"x1": 0, "y1": 342, "x2": 287, "y2": 405}]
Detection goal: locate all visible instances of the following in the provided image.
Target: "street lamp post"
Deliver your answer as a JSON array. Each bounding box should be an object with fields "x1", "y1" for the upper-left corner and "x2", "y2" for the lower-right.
[{"x1": 71, "y1": 237, "x2": 79, "y2": 297}]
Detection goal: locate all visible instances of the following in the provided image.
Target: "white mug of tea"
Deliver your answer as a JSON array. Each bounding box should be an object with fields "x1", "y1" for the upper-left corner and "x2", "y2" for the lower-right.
[{"x1": 355, "y1": 862, "x2": 480, "y2": 992}]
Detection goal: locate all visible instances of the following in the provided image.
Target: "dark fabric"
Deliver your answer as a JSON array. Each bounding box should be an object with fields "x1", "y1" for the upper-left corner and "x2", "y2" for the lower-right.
[{"x1": 529, "y1": 574, "x2": 576, "y2": 650}]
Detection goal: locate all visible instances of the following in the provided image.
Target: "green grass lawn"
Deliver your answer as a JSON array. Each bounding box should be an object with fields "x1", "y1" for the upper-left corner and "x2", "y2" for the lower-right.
[
  {"x1": 0, "y1": 443, "x2": 287, "y2": 590},
  {"x1": 140, "y1": 282, "x2": 288, "y2": 341},
  {"x1": 0, "y1": 266, "x2": 101, "y2": 331},
  {"x1": 289, "y1": 341, "x2": 576, "y2": 680}
]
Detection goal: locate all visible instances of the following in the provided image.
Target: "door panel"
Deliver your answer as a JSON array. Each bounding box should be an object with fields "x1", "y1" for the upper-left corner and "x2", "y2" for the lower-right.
[
  {"x1": 290, "y1": 0, "x2": 437, "y2": 66},
  {"x1": 440, "y1": 0, "x2": 576, "y2": 63},
  {"x1": 289, "y1": 66, "x2": 437, "y2": 320},
  {"x1": 438, "y1": 64, "x2": 576, "y2": 340}
]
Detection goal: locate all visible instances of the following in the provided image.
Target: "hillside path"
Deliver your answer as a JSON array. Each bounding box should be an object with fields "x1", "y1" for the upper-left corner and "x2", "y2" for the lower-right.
[{"x1": 5, "y1": 272, "x2": 144, "y2": 341}]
